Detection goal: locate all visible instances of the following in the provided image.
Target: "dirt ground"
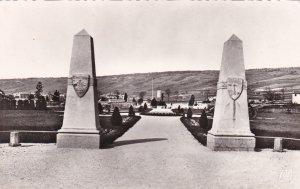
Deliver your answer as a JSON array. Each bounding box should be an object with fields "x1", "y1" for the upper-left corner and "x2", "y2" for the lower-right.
[{"x1": 1, "y1": 115, "x2": 300, "y2": 189}]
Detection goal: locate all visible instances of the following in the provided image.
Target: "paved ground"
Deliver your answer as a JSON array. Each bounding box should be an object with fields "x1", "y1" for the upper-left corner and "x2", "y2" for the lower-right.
[{"x1": 0, "y1": 115, "x2": 300, "y2": 189}]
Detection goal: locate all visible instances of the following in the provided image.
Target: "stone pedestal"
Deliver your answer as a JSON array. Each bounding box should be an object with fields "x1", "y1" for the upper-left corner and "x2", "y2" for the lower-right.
[
  {"x1": 273, "y1": 138, "x2": 283, "y2": 152},
  {"x1": 57, "y1": 29, "x2": 100, "y2": 149},
  {"x1": 9, "y1": 131, "x2": 21, "y2": 147},
  {"x1": 207, "y1": 35, "x2": 255, "y2": 151}
]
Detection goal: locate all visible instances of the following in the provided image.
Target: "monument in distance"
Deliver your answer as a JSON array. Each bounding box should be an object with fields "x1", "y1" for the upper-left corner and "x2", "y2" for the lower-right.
[
  {"x1": 207, "y1": 34, "x2": 256, "y2": 151},
  {"x1": 57, "y1": 29, "x2": 101, "y2": 149}
]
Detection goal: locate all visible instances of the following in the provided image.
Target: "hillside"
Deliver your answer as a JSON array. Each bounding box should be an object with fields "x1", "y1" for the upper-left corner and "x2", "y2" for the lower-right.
[{"x1": 0, "y1": 67, "x2": 300, "y2": 100}]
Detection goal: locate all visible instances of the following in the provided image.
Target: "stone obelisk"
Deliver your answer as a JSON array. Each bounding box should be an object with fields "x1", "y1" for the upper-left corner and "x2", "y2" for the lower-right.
[
  {"x1": 207, "y1": 34, "x2": 255, "y2": 151},
  {"x1": 57, "y1": 29, "x2": 100, "y2": 149}
]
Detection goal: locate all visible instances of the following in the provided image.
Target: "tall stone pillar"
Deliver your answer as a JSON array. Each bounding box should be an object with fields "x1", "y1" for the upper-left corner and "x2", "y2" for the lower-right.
[
  {"x1": 57, "y1": 29, "x2": 100, "y2": 149},
  {"x1": 207, "y1": 34, "x2": 255, "y2": 151}
]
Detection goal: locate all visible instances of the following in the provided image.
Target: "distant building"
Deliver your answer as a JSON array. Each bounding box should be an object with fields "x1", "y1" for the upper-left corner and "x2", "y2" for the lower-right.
[{"x1": 292, "y1": 92, "x2": 300, "y2": 104}]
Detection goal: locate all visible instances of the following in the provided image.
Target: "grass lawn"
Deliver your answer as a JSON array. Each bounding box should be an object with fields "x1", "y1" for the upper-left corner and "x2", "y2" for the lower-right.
[
  {"x1": 0, "y1": 110, "x2": 141, "y2": 146},
  {"x1": 181, "y1": 112, "x2": 300, "y2": 150}
]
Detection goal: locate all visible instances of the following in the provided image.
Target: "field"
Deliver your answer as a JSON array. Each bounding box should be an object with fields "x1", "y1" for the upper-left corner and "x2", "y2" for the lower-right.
[
  {"x1": 0, "y1": 110, "x2": 140, "y2": 146},
  {"x1": 181, "y1": 111, "x2": 300, "y2": 150}
]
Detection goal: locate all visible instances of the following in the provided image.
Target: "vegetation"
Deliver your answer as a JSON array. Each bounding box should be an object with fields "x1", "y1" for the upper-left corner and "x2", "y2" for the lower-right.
[
  {"x1": 187, "y1": 108, "x2": 193, "y2": 118},
  {"x1": 188, "y1": 95, "x2": 195, "y2": 106},
  {"x1": 151, "y1": 98, "x2": 157, "y2": 107},
  {"x1": 35, "y1": 81, "x2": 43, "y2": 99},
  {"x1": 199, "y1": 110, "x2": 208, "y2": 130},
  {"x1": 143, "y1": 103, "x2": 148, "y2": 111},
  {"x1": 124, "y1": 93, "x2": 128, "y2": 102},
  {"x1": 165, "y1": 88, "x2": 171, "y2": 102},
  {"x1": 128, "y1": 105, "x2": 135, "y2": 116},
  {"x1": 111, "y1": 107, "x2": 122, "y2": 126},
  {"x1": 98, "y1": 103, "x2": 103, "y2": 114}
]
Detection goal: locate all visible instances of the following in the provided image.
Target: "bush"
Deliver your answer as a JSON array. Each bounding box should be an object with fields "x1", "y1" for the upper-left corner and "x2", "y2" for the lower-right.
[
  {"x1": 151, "y1": 98, "x2": 157, "y2": 107},
  {"x1": 17, "y1": 100, "x2": 24, "y2": 110},
  {"x1": 98, "y1": 103, "x2": 103, "y2": 114},
  {"x1": 143, "y1": 103, "x2": 148, "y2": 111},
  {"x1": 128, "y1": 105, "x2": 135, "y2": 116},
  {"x1": 138, "y1": 106, "x2": 143, "y2": 112},
  {"x1": 188, "y1": 95, "x2": 195, "y2": 106},
  {"x1": 199, "y1": 110, "x2": 208, "y2": 130},
  {"x1": 137, "y1": 98, "x2": 143, "y2": 105},
  {"x1": 11, "y1": 100, "x2": 16, "y2": 110},
  {"x1": 2, "y1": 99, "x2": 10, "y2": 110},
  {"x1": 187, "y1": 108, "x2": 193, "y2": 118},
  {"x1": 111, "y1": 107, "x2": 122, "y2": 126},
  {"x1": 24, "y1": 100, "x2": 30, "y2": 110},
  {"x1": 157, "y1": 100, "x2": 166, "y2": 106},
  {"x1": 29, "y1": 100, "x2": 35, "y2": 110}
]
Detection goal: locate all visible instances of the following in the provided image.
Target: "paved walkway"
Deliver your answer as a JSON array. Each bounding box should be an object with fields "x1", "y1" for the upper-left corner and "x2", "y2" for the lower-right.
[{"x1": 0, "y1": 115, "x2": 300, "y2": 188}]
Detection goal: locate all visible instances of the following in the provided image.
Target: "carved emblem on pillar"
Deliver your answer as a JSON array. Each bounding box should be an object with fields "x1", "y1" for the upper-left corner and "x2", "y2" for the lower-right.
[{"x1": 72, "y1": 74, "x2": 90, "y2": 98}]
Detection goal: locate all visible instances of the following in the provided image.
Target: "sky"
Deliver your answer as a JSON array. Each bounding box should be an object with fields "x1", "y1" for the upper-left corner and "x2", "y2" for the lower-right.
[{"x1": 0, "y1": 1, "x2": 300, "y2": 79}]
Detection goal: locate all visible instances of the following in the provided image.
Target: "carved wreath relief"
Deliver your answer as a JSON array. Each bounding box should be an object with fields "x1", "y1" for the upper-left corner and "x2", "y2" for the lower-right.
[
  {"x1": 227, "y1": 77, "x2": 243, "y2": 101},
  {"x1": 72, "y1": 74, "x2": 90, "y2": 98}
]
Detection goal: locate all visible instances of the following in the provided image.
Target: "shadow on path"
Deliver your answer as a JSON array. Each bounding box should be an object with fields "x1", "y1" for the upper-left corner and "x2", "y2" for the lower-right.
[{"x1": 113, "y1": 138, "x2": 168, "y2": 147}]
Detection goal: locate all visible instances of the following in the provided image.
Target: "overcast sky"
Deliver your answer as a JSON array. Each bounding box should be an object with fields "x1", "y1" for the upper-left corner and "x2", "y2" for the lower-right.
[{"x1": 1, "y1": 1, "x2": 300, "y2": 79}]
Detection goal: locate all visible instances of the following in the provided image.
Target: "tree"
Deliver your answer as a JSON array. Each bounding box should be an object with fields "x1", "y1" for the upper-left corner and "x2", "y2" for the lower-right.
[
  {"x1": 111, "y1": 107, "x2": 122, "y2": 126},
  {"x1": 128, "y1": 105, "x2": 135, "y2": 116},
  {"x1": 199, "y1": 110, "x2": 208, "y2": 130},
  {"x1": 132, "y1": 97, "x2": 137, "y2": 106},
  {"x1": 35, "y1": 81, "x2": 43, "y2": 99},
  {"x1": 174, "y1": 91, "x2": 179, "y2": 102},
  {"x1": 124, "y1": 93, "x2": 128, "y2": 102},
  {"x1": 161, "y1": 93, "x2": 164, "y2": 101},
  {"x1": 177, "y1": 105, "x2": 181, "y2": 111},
  {"x1": 188, "y1": 94, "x2": 195, "y2": 106},
  {"x1": 263, "y1": 87, "x2": 281, "y2": 101},
  {"x1": 52, "y1": 90, "x2": 60, "y2": 102},
  {"x1": 139, "y1": 91, "x2": 146, "y2": 99},
  {"x1": 137, "y1": 98, "x2": 143, "y2": 105},
  {"x1": 143, "y1": 103, "x2": 148, "y2": 111},
  {"x1": 98, "y1": 103, "x2": 103, "y2": 114},
  {"x1": 187, "y1": 108, "x2": 193, "y2": 118},
  {"x1": 165, "y1": 89, "x2": 171, "y2": 102},
  {"x1": 28, "y1": 94, "x2": 35, "y2": 100},
  {"x1": 151, "y1": 98, "x2": 157, "y2": 107},
  {"x1": 114, "y1": 90, "x2": 120, "y2": 99}
]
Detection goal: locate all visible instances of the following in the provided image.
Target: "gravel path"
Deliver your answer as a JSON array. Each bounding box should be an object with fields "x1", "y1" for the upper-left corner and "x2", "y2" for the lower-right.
[{"x1": 0, "y1": 115, "x2": 300, "y2": 189}]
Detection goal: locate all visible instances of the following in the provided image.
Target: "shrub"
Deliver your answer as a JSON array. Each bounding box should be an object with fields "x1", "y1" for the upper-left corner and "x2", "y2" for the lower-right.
[
  {"x1": 111, "y1": 107, "x2": 122, "y2": 126},
  {"x1": 143, "y1": 103, "x2": 148, "y2": 111},
  {"x1": 29, "y1": 100, "x2": 35, "y2": 110},
  {"x1": 188, "y1": 95, "x2": 195, "y2": 106},
  {"x1": 2, "y1": 99, "x2": 10, "y2": 110},
  {"x1": 137, "y1": 98, "x2": 143, "y2": 105},
  {"x1": 128, "y1": 105, "x2": 135, "y2": 116},
  {"x1": 138, "y1": 106, "x2": 143, "y2": 112},
  {"x1": 199, "y1": 110, "x2": 208, "y2": 130},
  {"x1": 98, "y1": 103, "x2": 103, "y2": 114},
  {"x1": 17, "y1": 100, "x2": 24, "y2": 110},
  {"x1": 187, "y1": 108, "x2": 193, "y2": 118},
  {"x1": 24, "y1": 100, "x2": 30, "y2": 110},
  {"x1": 151, "y1": 98, "x2": 157, "y2": 107},
  {"x1": 157, "y1": 100, "x2": 166, "y2": 106},
  {"x1": 11, "y1": 99, "x2": 16, "y2": 110}
]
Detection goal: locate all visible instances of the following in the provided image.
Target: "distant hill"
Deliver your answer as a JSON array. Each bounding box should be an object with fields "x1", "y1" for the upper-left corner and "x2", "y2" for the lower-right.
[{"x1": 0, "y1": 67, "x2": 300, "y2": 100}]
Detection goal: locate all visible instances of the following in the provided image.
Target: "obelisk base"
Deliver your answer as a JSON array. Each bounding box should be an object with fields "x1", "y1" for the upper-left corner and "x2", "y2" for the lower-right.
[
  {"x1": 57, "y1": 133, "x2": 100, "y2": 149},
  {"x1": 207, "y1": 133, "x2": 255, "y2": 151}
]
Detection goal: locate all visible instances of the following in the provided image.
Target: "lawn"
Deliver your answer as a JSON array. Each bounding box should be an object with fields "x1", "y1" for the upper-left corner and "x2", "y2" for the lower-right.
[
  {"x1": 0, "y1": 110, "x2": 141, "y2": 146},
  {"x1": 181, "y1": 112, "x2": 300, "y2": 150}
]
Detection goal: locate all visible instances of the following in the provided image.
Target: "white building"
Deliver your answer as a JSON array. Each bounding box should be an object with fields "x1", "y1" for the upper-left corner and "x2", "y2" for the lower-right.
[{"x1": 292, "y1": 93, "x2": 300, "y2": 104}]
